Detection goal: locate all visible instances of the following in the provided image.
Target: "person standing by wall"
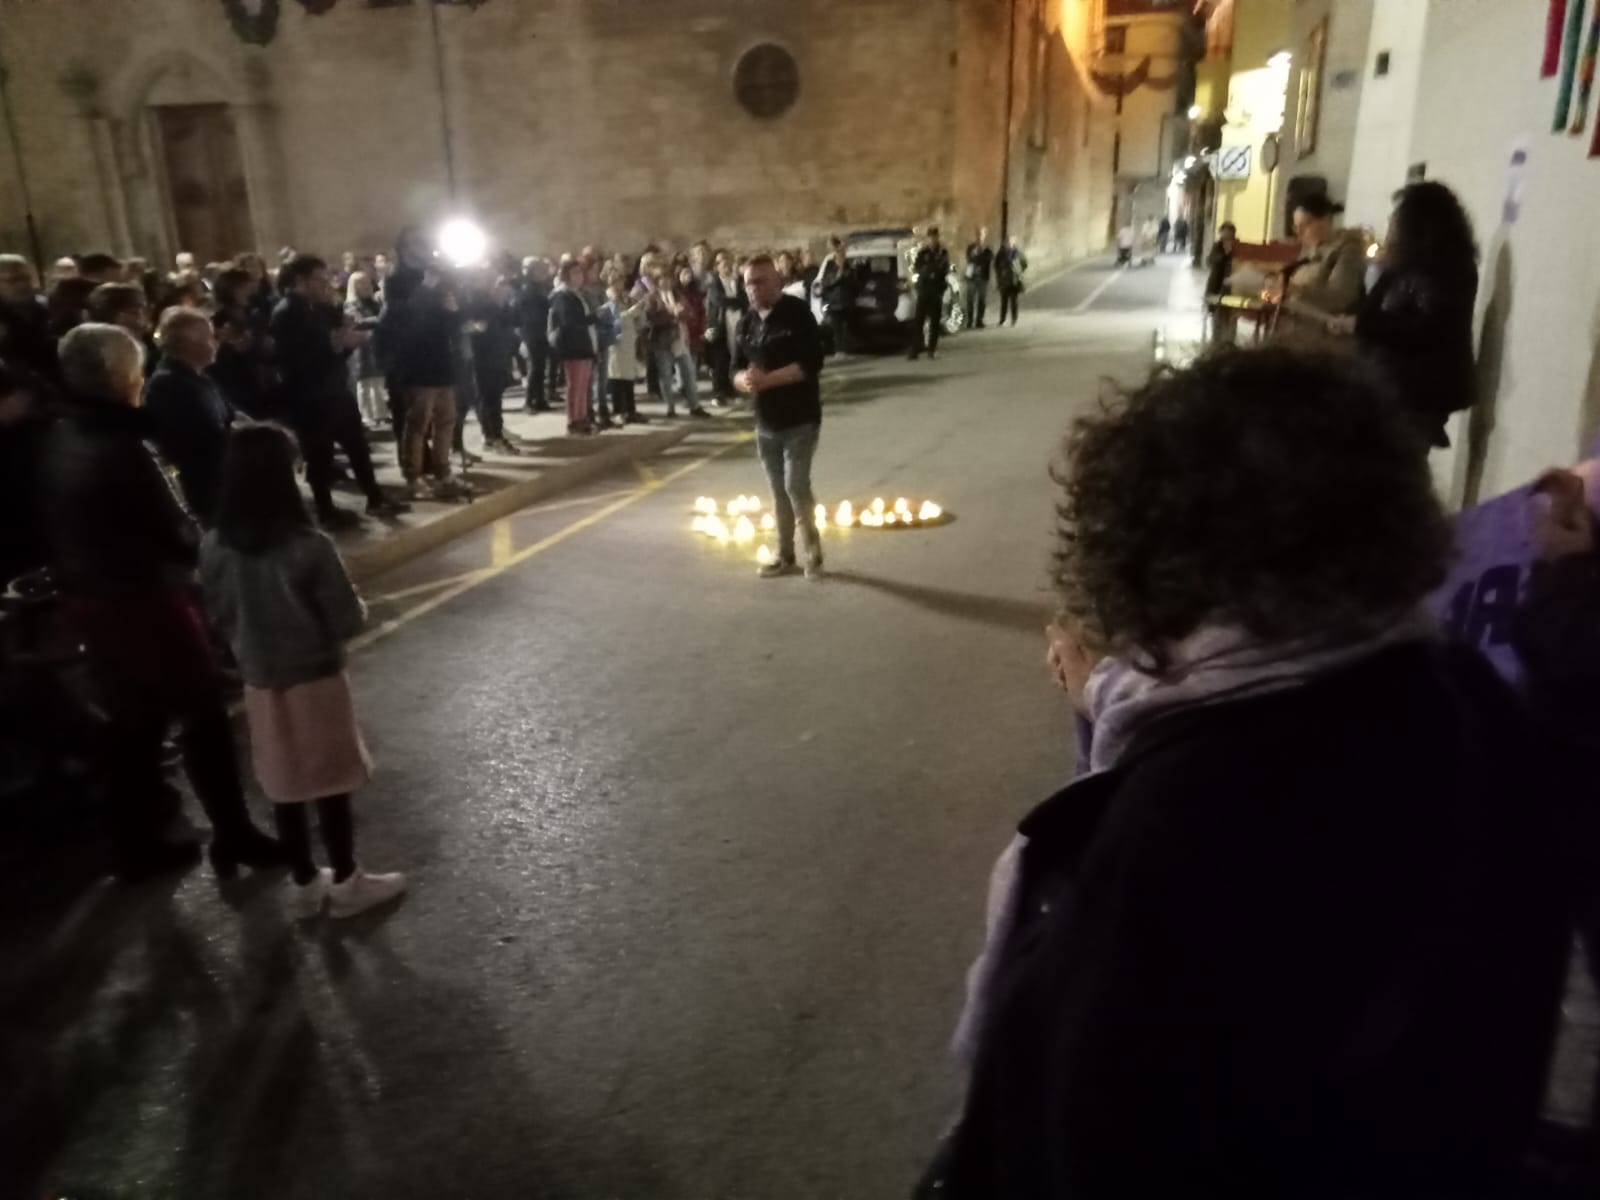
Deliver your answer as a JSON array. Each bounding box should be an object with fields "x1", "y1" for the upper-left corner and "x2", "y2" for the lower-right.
[
  {"x1": 815, "y1": 237, "x2": 855, "y2": 355},
  {"x1": 994, "y1": 237, "x2": 1028, "y2": 326},
  {"x1": 735, "y1": 256, "x2": 826, "y2": 580},
  {"x1": 516, "y1": 257, "x2": 555, "y2": 413},
  {"x1": 468, "y1": 275, "x2": 522, "y2": 453},
  {"x1": 604, "y1": 279, "x2": 646, "y2": 425},
  {"x1": 1348, "y1": 181, "x2": 1480, "y2": 450},
  {"x1": 909, "y1": 227, "x2": 951, "y2": 361},
  {"x1": 963, "y1": 228, "x2": 995, "y2": 331},
  {"x1": 549, "y1": 260, "x2": 598, "y2": 436},
  {"x1": 1274, "y1": 194, "x2": 1366, "y2": 341},
  {"x1": 202, "y1": 423, "x2": 406, "y2": 920},
  {"x1": 343, "y1": 271, "x2": 386, "y2": 430}
]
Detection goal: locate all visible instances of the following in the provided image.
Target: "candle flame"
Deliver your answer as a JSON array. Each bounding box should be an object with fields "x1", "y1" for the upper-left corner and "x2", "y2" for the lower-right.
[
  {"x1": 894, "y1": 497, "x2": 910, "y2": 515},
  {"x1": 707, "y1": 515, "x2": 729, "y2": 540},
  {"x1": 694, "y1": 496, "x2": 717, "y2": 515},
  {"x1": 760, "y1": 512, "x2": 776, "y2": 531},
  {"x1": 918, "y1": 501, "x2": 942, "y2": 520},
  {"x1": 872, "y1": 497, "x2": 886, "y2": 514},
  {"x1": 756, "y1": 545, "x2": 775, "y2": 566},
  {"x1": 733, "y1": 515, "x2": 756, "y2": 542}
]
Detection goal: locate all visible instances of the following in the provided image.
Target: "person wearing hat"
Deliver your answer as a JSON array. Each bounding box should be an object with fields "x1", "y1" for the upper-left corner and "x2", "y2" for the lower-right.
[
  {"x1": 1274, "y1": 193, "x2": 1366, "y2": 341},
  {"x1": 908, "y1": 226, "x2": 952, "y2": 361}
]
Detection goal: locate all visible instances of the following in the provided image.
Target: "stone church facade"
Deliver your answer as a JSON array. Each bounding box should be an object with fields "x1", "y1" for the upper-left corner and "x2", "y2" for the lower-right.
[{"x1": 0, "y1": 0, "x2": 1117, "y2": 266}]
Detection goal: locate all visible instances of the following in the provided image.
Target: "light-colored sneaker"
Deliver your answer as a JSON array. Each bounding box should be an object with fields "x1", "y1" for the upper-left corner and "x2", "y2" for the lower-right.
[
  {"x1": 406, "y1": 478, "x2": 433, "y2": 502},
  {"x1": 328, "y1": 868, "x2": 408, "y2": 919},
  {"x1": 285, "y1": 869, "x2": 333, "y2": 921},
  {"x1": 804, "y1": 554, "x2": 825, "y2": 581}
]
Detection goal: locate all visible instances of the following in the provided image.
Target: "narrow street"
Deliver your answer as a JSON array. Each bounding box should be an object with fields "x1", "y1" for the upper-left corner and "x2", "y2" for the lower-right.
[{"x1": 8, "y1": 257, "x2": 1182, "y2": 1199}]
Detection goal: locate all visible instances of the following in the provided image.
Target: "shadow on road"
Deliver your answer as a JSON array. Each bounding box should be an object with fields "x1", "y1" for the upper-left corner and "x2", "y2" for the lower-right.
[{"x1": 827, "y1": 568, "x2": 1051, "y2": 637}]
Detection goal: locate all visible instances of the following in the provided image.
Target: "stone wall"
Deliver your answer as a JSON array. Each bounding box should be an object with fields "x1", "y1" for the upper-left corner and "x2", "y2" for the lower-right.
[{"x1": 0, "y1": 0, "x2": 1111, "y2": 266}]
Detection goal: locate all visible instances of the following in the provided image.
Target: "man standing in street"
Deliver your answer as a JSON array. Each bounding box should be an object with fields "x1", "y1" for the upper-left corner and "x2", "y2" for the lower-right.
[
  {"x1": 963, "y1": 227, "x2": 995, "y2": 331},
  {"x1": 995, "y1": 237, "x2": 1029, "y2": 326},
  {"x1": 908, "y1": 226, "x2": 951, "y2": 361},
  {"x1": 734, "y1": 256, "x2": 825, "y2": 580},
  {"x1": 815, "y1": 236, "x2": 854, "y2": 355},
  {"x1": 704, "y1": 249, "x2": 742, "y2": 402},
  {"x1": 516, "y1": 257, "x2": 554, "y2": 412}
]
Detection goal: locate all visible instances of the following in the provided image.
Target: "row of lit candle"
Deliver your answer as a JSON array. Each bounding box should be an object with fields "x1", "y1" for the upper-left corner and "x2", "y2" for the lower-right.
[{"x1": 692, "y1": 496, "x2": 944, "y2": 533}]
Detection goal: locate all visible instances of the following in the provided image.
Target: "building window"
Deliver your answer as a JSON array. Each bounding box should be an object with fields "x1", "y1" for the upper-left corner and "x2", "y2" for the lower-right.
[
  {"x1": 1294, "y1": 18, "x2": 1327, "y2": 159},
  {"x1": 734, "y1": 44, "x2": 800, "y2": 120},
  {"x1": 1104, "y1": 25, "x2": 1128, "y2": 55}
]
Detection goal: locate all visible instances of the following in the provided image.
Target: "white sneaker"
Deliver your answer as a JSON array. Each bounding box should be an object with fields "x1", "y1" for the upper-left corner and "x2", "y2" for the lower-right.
[
  {"x1": 804, "y1": 554, "x2": 826, "y2": 581},
  {"x1": 328, "y1": 868, "x2": 408, "y2": 919},
  {"x1": 285, "y1": 869, "x2": 332, "y2": 921}
]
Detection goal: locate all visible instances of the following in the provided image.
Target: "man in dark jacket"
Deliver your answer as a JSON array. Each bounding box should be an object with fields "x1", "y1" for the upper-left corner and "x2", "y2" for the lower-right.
[
  {"x1": 963, "y1": 227, "x2": 995, "y2": 331},
  {"x1": 270, "y1": 255, "x2": 360, "y2": 527},
  {"x1": 814, "y1": 237, "x2": 855, "y2": 357},
  {"x1": 735, "y1": 256, "x2": 826, "y2": 579},
  {"x1": 515, "y1": 257, "x2": 554, "y2": 412},
  {"x1": 390, "y1": 266, "x2": 468, "y2": 499},
  {"x1": 909, "y1": 226, "x2": 951, "y2": 361},
  {"x1": 36, "y1": 323, "x2": 282, "y2": 880},
  {"x1": 143, "y1": 307, "x2": 232, "y2": 525}
]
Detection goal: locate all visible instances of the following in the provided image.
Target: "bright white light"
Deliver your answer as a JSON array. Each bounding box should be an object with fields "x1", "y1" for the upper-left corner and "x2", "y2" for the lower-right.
[
  {"x1": 437, "y1": 217, "x2": 488, "y2": 267},
  {"x1": 1188, "y1": 104, "x2": 1203, "y2": 119},
  {"x1": 1184, "y1": 155, "x2": 1197, "y2": 168},
  {"x1": 1268, "y1": 51, "x2": 1292, "y2": 70}
]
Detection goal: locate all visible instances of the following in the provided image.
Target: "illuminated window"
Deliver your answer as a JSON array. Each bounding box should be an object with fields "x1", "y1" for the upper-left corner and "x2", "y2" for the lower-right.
[{"x1": 1104, "y1": 26, "x2": 1128, "y2": 55}]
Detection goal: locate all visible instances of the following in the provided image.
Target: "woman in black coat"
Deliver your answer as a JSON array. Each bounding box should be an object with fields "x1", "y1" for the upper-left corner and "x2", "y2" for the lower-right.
[
  {"x1": 548, "y1": 260, "x2": 597, "y2": 435},
  {"x1": 1352, "y1": 181, "x2": 1480, "y2": 448},
  {"x1": 920, "y1": 349, "x2": 1571, "y2": 1199}
]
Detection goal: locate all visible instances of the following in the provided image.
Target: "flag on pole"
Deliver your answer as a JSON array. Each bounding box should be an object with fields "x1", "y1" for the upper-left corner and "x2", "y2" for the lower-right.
[
  {"x1": 1546, "y1": 0, "x2": 1571, "y2": 77},
  {"x1": 1571, "y1": 2, "x2": 1600, "y2": 132},
  {"x1": 1554, "y1": 0, "x2": 1589, "y2": 131}
]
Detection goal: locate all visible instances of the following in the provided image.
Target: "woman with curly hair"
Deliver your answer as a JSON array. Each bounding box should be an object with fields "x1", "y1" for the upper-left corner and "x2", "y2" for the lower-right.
[
  {"x1": 921, "y1": 348, "x2": 1570, "y2": 1199},
  {"x1": 1351, "y1": 180, "x2": 1480, "y2": 448}
]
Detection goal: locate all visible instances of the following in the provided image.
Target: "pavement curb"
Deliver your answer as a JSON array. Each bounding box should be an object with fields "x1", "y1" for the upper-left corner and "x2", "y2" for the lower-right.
[{"x1": 344, "y1": 425, "x2": 692, "y2": 583}]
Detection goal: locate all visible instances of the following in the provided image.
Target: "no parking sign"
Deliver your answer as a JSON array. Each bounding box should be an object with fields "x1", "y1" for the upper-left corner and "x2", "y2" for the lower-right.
[{"x1": 1216, "y1": 144, "x2": 1253, "y2": 180}]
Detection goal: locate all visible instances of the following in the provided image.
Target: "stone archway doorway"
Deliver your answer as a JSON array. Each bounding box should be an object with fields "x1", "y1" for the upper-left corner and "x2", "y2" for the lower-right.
[{"x1": 152, "y1": 102, "x2": 255, "y2": 263}]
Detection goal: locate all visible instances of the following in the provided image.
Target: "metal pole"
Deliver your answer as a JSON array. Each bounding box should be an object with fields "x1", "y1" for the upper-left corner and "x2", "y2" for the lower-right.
[
  {"x1": 0, "y1": 57, "x2": 45, "y2": 272},
  {"x1": 427, "y1": 0, "x2": 459, "y2": 202},
  {"x1": 999, "y1": 0, "x2": 1019, "y2": 243}
]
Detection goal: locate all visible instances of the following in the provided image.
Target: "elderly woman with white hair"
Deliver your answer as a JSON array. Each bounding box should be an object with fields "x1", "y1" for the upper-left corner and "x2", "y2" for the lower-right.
[{"x1": 36, "y1": 323, "x2": 283, "y2": 881}]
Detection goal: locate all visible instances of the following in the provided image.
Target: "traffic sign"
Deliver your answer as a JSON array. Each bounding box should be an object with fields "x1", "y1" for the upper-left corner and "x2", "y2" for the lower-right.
[
  {"x1": 1216, "y1": 144, "x2": 1252, "y2": 180},
  {"x1": 1261, "y1": 133, "x2": 1281, "y2": 173}
]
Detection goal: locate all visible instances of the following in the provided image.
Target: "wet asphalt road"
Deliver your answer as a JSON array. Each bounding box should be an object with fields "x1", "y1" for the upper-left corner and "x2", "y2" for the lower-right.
[{"x1": 7, "y1": 259, "x2": 1176, "y2": 1200}]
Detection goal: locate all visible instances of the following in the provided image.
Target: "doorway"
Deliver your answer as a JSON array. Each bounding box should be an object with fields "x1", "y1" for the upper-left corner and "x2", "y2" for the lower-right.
[{"x1": 153, "y1": 103, "x2": 253, "y2": 263}]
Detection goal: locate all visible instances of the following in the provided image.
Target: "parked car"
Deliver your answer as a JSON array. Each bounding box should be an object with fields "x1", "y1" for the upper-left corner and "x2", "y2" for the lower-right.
[{"x1": 806, "y1": 229, "x2": 918, "y2": 354}]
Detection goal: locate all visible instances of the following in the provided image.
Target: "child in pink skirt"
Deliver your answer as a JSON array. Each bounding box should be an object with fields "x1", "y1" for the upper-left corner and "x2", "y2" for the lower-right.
[{"x1": 200, "y1": 422, "x2": 406, "y2": 920}]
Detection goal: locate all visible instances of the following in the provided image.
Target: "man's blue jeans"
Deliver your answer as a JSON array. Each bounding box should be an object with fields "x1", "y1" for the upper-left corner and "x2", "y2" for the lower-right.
[
  {"x1": 591, "y1": 351, "x2": 612, "y2": 423},
  {"x1": 757, "y1": 423, "x2": 821, "y2": 564}
]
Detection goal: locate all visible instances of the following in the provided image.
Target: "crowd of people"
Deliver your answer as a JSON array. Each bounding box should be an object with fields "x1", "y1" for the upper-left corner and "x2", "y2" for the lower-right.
[{"x1": 0, "y1": 226, "x2": 853, "y2": 902}]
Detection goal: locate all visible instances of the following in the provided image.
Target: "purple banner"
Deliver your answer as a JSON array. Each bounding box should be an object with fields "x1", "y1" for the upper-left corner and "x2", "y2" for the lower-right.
[{"x1": 1430, "y1": 458, "x2": 1600, "y2": 687}]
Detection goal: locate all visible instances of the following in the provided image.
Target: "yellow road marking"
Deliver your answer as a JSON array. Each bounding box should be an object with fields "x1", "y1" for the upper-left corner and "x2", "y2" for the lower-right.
[
  {"x1": 348, "y1": 435, "x2": 750, "y2": 655},
  {"x1": 524, "y1": 486, "x2": 639, "y2": 515},
  {"x1": 490, "y1": 519, "x2": 514, "y2": 566},
  {"x1": 367, "y1": 569, "x2": 490, "y2": 606}
]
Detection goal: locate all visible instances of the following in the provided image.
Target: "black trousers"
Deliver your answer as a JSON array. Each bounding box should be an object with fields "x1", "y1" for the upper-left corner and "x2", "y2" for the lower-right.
[
  {"x1": 706, "y1": 335, "x2": 734, "y2": 397},
  {"x1": 298, "y1": 395, "x2": 382, "y2": 516},
  {"x1": 521, "y1": 330, "x2": 553, "y2": 410},
  {"x1": 476, "y1": 370, "x2": 508, "y2": 441},
  {"x1": 609, "y1": 377, "x2": 637, "y2": 418},
  {"x1": 910, "y1": 293, "x2": 944, "y2": 358},
  {"x1": 964, "y1": 280, "x2": 989, "y2": 328},
  {"x1": 998, "y1": 288, "x2": 1021, "y2": 325},
  {"x1": 102, "y1": 683, "x2": 255, "y2": 868}
]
